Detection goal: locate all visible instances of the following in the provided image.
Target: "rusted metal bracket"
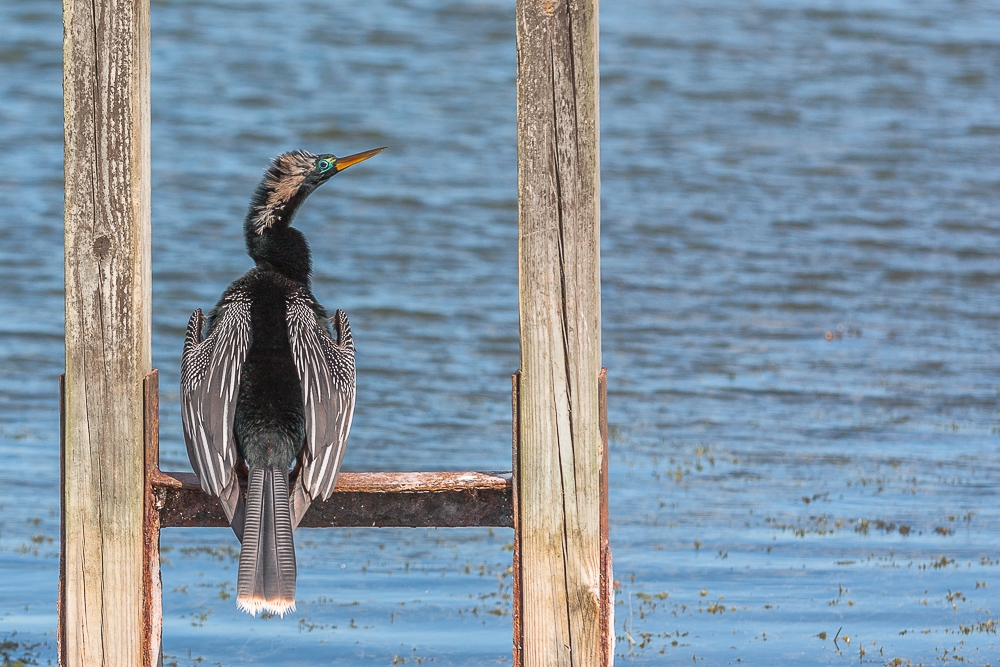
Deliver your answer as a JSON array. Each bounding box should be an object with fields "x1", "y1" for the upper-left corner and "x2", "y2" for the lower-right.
[{"x1": 136, "y1": 369, "x2": 517, "y2": 665}]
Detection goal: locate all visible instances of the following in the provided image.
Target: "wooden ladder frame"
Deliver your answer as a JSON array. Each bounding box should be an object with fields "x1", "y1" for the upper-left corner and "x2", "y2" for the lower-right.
[{"x1": 59, "y1": 0, "x2": 610, "y2": 665}]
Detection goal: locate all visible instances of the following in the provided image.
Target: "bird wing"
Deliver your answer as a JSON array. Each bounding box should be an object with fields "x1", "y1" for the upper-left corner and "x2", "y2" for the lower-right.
[
  {"x1": 286, "y1": 295, "x2": 356, "y2": 516},
  {"x1": 313, "y1": 308, "x2": 357, "y2": 497},
  {"x1": 180, "y1": 297, "x2": 252, "y2": 504}
]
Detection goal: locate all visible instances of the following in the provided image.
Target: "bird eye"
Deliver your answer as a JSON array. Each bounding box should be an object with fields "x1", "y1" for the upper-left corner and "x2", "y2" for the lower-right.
[{"x1": 317, "y1": 159, "x2": 333, "y2": 173}]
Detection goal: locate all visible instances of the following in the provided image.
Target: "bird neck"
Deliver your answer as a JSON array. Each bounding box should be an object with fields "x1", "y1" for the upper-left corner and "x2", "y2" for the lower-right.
[
  {"x1": 244, "y1": 171, "x2": 319, "y2": 285},
  {"x1": 244, "y1": 176, "x2": 314, "y2": 237},
  {"x1": 245, "y1": 225, "x2": 313, "y2": 286}
]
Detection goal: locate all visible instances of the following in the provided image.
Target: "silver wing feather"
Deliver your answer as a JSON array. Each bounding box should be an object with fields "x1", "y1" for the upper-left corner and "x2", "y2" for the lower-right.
[
  {"x1": 286, "y1": 295, "x2": 356, "y2": 527},
  {"x1": 180, "y1": 297, "x2": 252, "y2": 526},
  {"x1": 313, "y1": 308, "x2": 356, "y2": 499}
]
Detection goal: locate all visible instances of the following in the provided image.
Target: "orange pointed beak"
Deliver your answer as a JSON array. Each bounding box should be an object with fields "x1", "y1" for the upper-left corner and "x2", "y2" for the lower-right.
[{"x1": 334, "y1": 146, "x2": 387, "y2": 172}]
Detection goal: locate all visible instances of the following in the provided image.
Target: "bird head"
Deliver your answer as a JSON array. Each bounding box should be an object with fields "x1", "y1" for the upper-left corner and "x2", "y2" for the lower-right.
[
  {"x1": 245, "y1": 147, "x2": 386, "y2": 236},
  {"x1": 244, "y1": 147, "x2": 386, "y2": 283},
  {"x1": 308, "y1": 147, "x2": 387, "y2": 188}
]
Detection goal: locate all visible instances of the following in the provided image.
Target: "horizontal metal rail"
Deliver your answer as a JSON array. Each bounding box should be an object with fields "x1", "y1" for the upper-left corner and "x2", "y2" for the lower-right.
[{"x1": 151, "y1": 469, "x2": 513, "y2": 528}]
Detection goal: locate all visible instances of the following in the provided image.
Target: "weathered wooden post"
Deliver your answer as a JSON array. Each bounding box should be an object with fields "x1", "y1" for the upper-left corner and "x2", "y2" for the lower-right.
[
  {"x1": 61, "y1": 0, "x2": 151, "y2": 664},
  {"x1": 514, "y1": 0, "x2": 610, "y2": 665}
]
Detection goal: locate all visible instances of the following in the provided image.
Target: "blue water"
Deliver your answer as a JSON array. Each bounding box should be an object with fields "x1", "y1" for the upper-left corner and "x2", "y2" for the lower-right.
[{"x1": 2, "y1": 0, "x2": 1000, "y2": 664}]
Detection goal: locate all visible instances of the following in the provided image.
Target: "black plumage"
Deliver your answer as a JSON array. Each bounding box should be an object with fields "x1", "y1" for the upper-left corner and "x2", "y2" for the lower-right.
[{"x1": 181, "y1": 147, "x2": 384, "y2": 616}]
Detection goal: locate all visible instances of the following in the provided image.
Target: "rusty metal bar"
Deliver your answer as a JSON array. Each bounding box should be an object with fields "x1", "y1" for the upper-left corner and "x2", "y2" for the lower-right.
[
  {"x1": 511, "y1": 371, "x2": 523, "y2": 667},
  {"x1": 57, "y1": 376, "x2": 66, "y2": 666},
  {"x1": 142, "y1": 371, "x2": 162, "y2": 667},
  {"x1": 598, "y1": 367, "x2": 614, "y2": 665},
  {"x1": 152, "y1": 470, "x2": 513, "y2": 529}
]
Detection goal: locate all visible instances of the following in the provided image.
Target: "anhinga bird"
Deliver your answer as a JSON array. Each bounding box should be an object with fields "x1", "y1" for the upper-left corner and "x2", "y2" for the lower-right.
[{"x1": 181, "y1": 147, "x2": 384, "y2": 616}]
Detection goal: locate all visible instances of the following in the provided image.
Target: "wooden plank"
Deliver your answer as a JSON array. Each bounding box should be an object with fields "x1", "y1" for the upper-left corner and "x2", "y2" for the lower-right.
[
  {"x1": 62, "y1": 0, "x2": 151, "y2": 664},
  {"x1": 515, "y1": 0, "x2": 602, "y2": 663},
  {"x1": 152, "y1": 471, "x2": 513, "y2": 528}
]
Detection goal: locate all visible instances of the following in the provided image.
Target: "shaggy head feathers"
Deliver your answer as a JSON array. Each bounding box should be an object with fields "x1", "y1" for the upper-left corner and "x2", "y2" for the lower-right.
[{"x1": 246, "y1": 150, "x2": 319, "y2": 234}]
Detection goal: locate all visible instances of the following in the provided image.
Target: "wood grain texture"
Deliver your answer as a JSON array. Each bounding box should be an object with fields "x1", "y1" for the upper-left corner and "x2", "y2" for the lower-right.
[
  {"x1": 62, "y1": 0, "x2": 150, "y2": 664},
  {"x1": 515, "y1": 0, "x2": 602, "y2": 664}
]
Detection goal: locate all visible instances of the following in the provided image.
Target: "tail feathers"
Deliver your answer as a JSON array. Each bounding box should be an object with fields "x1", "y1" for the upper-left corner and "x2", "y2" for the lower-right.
[{"x1": 236, "y1": 466, "x2": 297, "y2": 616}]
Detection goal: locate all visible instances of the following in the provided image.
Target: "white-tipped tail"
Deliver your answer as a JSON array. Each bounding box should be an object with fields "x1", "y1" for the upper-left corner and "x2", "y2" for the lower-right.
[
  {"x1": 236, "y1": 466, "x2": 297, "y2": 616},
  {"x1": 236, "y1": 594, "x2": 296, "y2": 617}
]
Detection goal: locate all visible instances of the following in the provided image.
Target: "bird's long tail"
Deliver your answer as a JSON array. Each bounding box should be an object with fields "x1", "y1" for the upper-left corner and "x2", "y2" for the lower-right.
[{"x1": 236, "y1": 465, "x2": 297, "y2": 616}]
